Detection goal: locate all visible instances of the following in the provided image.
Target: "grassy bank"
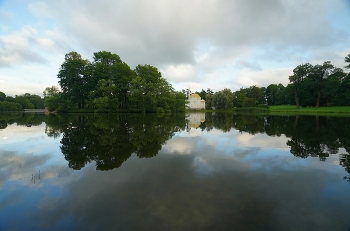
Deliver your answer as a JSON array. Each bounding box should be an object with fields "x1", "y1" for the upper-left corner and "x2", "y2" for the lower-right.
[{"x1": 269, "y1": 105, "x2": 350, "y2": 115}]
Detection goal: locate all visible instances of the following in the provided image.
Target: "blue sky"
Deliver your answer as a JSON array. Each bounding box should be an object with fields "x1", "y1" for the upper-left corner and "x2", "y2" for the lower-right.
[{"x1": 1, "y1": 0, "x2": 350, "y2": 96}]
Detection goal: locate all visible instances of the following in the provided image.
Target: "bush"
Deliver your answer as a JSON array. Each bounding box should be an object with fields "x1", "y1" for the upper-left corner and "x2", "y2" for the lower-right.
[
  {"x1": 157, "y1": 107, "x2": 165, "y2": 113},
  {"x1": 258, "y1": 104, "x2": 269, "y2": 109},
  {"x1": 242, "y1": 98, "x2": 256, "y2": 107}
]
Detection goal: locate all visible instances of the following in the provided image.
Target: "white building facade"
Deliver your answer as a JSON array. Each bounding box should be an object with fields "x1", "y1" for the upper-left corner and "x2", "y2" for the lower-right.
[{"x1": 186, "y1": 93, "x2": 205, "y2": 109}]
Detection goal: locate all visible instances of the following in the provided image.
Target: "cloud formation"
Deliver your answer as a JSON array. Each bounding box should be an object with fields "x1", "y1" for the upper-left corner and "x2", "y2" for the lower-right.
[{"x1": 0, "y1": 0, "x2": 349, "y2": 94}]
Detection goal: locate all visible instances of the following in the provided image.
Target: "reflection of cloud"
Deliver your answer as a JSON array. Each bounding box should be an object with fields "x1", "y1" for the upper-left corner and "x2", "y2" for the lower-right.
[
  {"x1": 193, "y1": 157, "x2": 212, "y2": 176},
  {"x1": 0, "y1": 150, "x2": 72, "y2": 188},
  {"x1": 237, "y1": 132, "x2": 289, "y2": 149},
  {"x1": 0, "y1": 151, "x2": 49, "y2": 184},
  {"x1": 162, "y1": 137, "x2": 194, "y2": 155},
  {"x1": 0, "y1": 124, "x2": 46, "y2": 144}
]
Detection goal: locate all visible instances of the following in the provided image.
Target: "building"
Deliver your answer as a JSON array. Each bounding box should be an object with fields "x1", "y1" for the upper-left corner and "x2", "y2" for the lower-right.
[
  {"x1": 186, "y1": 113, "x2": 205, "y2": 132},
  {"x1": 186, "y1": 93, "x2": 206, "y2": 109}
]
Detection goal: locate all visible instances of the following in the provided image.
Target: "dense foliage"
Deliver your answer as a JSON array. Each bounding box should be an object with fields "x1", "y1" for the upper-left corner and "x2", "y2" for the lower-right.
[
  {"x1": 46, "y1": 51, "x2": 186, "y2": 113},
  {"x1": 194, "y1": 54, "x2": 350, "y2": 109},
  {"x1": 0, "y1": 91, "x2": 44, "y2": 111}
]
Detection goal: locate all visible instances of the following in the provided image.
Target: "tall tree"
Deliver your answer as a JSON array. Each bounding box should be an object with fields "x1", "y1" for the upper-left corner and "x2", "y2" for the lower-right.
[
  {"x1": 57, "y1": 51, "x2": 88, "y2": 108},
  {"x1": 0, "y1": 91, "x2": 5, "y2": 102},
  {"x1": 309, "y1": 61, "x2": 334, "y2": 107},
  {"x1": 212, "y1": 91, "x2": 227, "y2": 110},
  {"x1": 43, "y1": 86, "x2": 60, "y2": 98},
  {"x1": 289, "y1": 63, "x2": 313, "y2": 108},
  {"x1": 345, "y1": 54, "x2": 350, "y2": 69},
  {"x1": 221, "y1": 88, "x2": 234, "y2": 109},
  {"x1": 266, "y1": 84, "x2": 278, "y2": 105}
]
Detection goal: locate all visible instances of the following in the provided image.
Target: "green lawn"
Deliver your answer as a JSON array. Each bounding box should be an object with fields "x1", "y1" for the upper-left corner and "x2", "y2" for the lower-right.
[{"x1": 269, "y1": 105, "x2": 350, "y2": 115}]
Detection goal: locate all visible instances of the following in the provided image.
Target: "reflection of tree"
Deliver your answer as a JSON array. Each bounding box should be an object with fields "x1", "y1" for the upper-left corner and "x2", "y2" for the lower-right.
[
  {"x1": 45, "y1": 113, "x2": 186, "y2": 170},
  {"x1": 41, "y1": 112, "x2": 350, "y2": 179},
  {"x1": 286, "y1": 116, "x2": 344, "y2": 161},
  {"x1": 340, "y1": 154, "x2": 350, "y2": 182},
  {"x1": 0, "y1": 112, "x2": 45, "y2": 128}
]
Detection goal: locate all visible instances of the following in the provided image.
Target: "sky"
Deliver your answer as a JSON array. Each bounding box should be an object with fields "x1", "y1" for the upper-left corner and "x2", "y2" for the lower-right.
[{"x1": 1, "y1": 0, "x2": 350, "y2": 97}]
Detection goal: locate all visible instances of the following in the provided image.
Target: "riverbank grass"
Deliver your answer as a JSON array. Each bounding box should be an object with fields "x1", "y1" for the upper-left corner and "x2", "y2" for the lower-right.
[{"x1": 269, "y1": 105, "x2": 350, "y2": 114}]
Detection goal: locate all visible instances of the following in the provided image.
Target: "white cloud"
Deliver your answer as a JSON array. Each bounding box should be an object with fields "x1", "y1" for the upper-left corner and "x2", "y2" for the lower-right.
[
  {"x1": 237, "y1": 68, "x2": 293, "y2": 87},
  {"x1": 1, "y1": 0, "x2": 350, "y2": 95},
  {"x1": 161, "y1": 64, "x2": 195, "y2": 82}
]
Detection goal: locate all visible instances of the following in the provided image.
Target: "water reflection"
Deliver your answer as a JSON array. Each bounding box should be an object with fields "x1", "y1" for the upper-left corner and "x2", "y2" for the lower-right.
[
  {"x1": 2, "y1": 112, "x2": 350, "y2": 174},
  {"x1": 45, "y1": 113, "x2": 187, "y2": 170},
  {"x1": 2, "y1": 112, "x2": 350, "y2": 230}
]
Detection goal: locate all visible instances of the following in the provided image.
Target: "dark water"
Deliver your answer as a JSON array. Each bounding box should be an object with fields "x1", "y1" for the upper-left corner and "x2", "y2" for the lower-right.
[{"x1": 1, "y1": 112, "x2": 350, "y2": 231}]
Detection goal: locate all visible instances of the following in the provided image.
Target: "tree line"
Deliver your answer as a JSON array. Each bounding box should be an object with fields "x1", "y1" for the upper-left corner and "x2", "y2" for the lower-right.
[
  {"x1": 2, "y1": 112, "x2": 350, "y2": 180},
  {"x1": 194, "y1": 54, "x2": 350, "y2": 110},
  {"x1": 45, "y1": 51, "x2": 186, "y2": 113},
  {"x1": 0, "y1": 92, "x2": 44, "y2": 111}
]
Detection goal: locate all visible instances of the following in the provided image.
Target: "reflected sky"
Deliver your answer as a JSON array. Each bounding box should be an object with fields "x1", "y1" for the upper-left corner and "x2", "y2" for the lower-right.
[{"x1": 1, "y1": 119, "x2": 350, "y2": 230}]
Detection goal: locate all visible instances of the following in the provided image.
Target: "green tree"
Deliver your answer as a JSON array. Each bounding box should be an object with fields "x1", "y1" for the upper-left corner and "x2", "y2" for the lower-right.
[
  {"x1": 0, "y1": 91, "x2": 5, "y2": 101},
  {"x1": 205, "y1": 88, "x2": 214, "y2": 109},
  {"x1": 0, "y1": 101, "x2": 22, "y2": 111},
  {"x1": 323, "y1": 68, "x2": 346, "y2": 106},
  {"x1": 266, "y1": 84, "x2": 278, "y2": 105},
  {"x1": 345, "y1": 54, "x2": 350, "y2": 69},
  {"x1": 57, "y1": 51, "x2": 88, "y2": 109},
  {"x1": 242, "y1": 98, "x2": 256, "y2": 107},
  {"x1": 22, "y1": 93, "x2": 44, "y2": 109},
  {"x1": 90, "y1": 79, "x2": 118, "y2": 112},
  {"x1": 289, "y1": 63, "x2": 313, "y2": 108},
  {"x1": 14, "y1": 96, "x2": 34, "y2": 109},
  {"x1": 233, "y1": 90, "x2": 247, "y2": 108},
  {"x1": 132, "y1": 64, "x2": 174, "y2": 112},
  {"x1": 337, "y1": 74, "x2": 350, "y2": 106},
  {"x1": 212, "y1": 91, "x2": 227, "y2": 110},
  {"x1": 196, "y1": 89, "x2": 207, "y2": 101},
  {"x1": 309, "y1": 61, "x2": 335, "y2": 107},
  {"x1": 221, "y1": 88, "x2": 234, "y2": 109},
  {"x1": 43, "y1": 86, "x2": 60, "y2": 98},
  {"x1": 174, "y1": 91, "x2": 186, "y2": 112},
  {"x1": 5, "y1": 96, "x2": 14, "y2": 102},
  {"x1": 246, "y1": 85, "x2": 263, "y2": 105}
]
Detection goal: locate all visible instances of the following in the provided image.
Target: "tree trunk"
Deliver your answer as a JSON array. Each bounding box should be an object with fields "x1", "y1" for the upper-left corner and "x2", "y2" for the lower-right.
[
  {"x1": 295, "y1": 91, "x2": 300, "y2": 108},
  {"x1": 316, "y1": 90, "x2": 321, "y2": 107},
  {"x1": 294, "y1": 115, "x2": 299, "y2": 132}
]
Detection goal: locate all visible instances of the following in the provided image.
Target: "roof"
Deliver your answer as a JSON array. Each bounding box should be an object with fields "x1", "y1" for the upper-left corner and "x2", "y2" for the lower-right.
[{"x1": 189, "y1": 93, "x2": 201, "y2": 98}]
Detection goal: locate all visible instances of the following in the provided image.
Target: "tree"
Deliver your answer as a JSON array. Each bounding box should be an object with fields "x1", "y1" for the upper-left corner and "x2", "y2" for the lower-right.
[
  {"x1": 90, "y1": 79, "x2": 118, "y2": 112},
  {"x1": 43, "y1": 86, "x2": 60, "y2": 98},
  {"x1": 221, "y1": 88, "x2": 234, "y2": 109},
  {"x1": 233, "y1": 89, "x2": 247, "y2": 108},
  {"x1": 5, "y1": 96, "x2": 14, "y2": 102},
  {"x1": 212, "y1": 91, "x2": 227, "y2": 110},
  {"x1": 246, "y1": 85, "x2": 263, "y2": 105},
  {"x1": 289, "y1": 63, "x2": 313, "y2": 108},
  {"x1": 0, "y1": 91, "x2": 5, "y2": 101},
  {"x1": 174, "y1": 91, "x2": 186, "y2": 112},
  {"x1": 110, "y1": 62, "x2": 134, "y2": 109},
  {"x1": 309, "y1": 61, "x2": 335, "y2": 107},
  {"x1": 205, "y1": 88, "x2": 214, "y2": 109},
  {"x1": 132, "y1": 64, "x2": 174, "y2": 112},
  {"x1": 14, "y1": 96, "x2": 34, "y2": 109},
  {"x1": 57, "y1": 51, "x2": 88, "y2": 109},
  {"x1": 323, "y1": 68, "x2": 346, "y2": 106},
  {"x1": 196, "y1": 89, "x2": 207, "y2": 101},
  {"x1": 242, "y1": 98, "x2": 256, "y2": 107},
  {"x1": 266, "y1": 84, "x2": 278, "y2": 105},
  {"x1": 345, "y1": 54, "x2": 350, "y2": 69}
]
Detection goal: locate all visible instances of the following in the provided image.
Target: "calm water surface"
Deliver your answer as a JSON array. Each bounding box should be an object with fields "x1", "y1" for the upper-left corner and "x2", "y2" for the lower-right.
[{"x1": 1, "y1": 112, "x2": 350, "y2": 231}]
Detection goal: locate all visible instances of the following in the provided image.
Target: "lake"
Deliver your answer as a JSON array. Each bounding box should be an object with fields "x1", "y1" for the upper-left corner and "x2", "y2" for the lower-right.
[{"x1": 1, "y1": 112, "x2": 350, "y2": 231}]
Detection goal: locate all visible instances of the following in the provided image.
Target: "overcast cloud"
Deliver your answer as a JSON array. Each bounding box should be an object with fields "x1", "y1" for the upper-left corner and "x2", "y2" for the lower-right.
[{"x1": 0, "y1": 0, "x2": 350, "y2": 95}]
